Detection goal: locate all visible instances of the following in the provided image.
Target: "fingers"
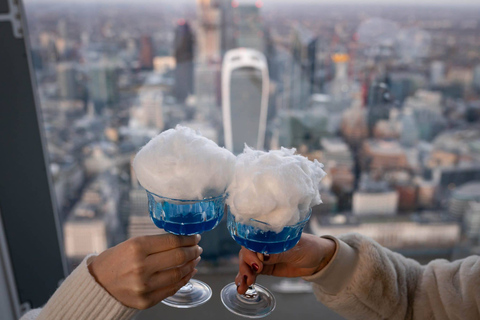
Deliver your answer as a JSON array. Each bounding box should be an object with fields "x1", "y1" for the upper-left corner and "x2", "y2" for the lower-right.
[
  {"x1": 235, "y1": 248, "x2": 262, "y2": 294},
  {"x1": 240, "y1": 248, "x2": 264, "y2": 273},
  {"x1": 133, "y1": 234, "x2": 201, "y2": 255},
  {"x1": 147, "y1": 257, "x2": 201, "y2": 290},
  {"x1": 134, "y1": 269, "x2": 197, "y2": 309},
  {"x1": 144, "y1": 245, "x2": 203, "y2": 274},
  {"x1": 257, "y1": 251, "x2": 288, "y2": 266}
]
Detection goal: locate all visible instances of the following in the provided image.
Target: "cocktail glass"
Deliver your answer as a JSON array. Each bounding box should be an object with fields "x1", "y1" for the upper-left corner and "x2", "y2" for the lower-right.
[
  {"x1": 146, "y1": 190, "x2": 226, "y2": 308},
  {"x1": 221, "y1": 208, "x2": 312, "y2": 318}
]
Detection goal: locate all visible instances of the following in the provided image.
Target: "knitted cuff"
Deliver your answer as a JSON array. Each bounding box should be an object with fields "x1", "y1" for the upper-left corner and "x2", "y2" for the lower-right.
[
  {"x1": 302, "y1": 235, "x2": 358, "y2": 295},
  {"x1": 37, "y1": 254, "x2": 139, "y2": 320}
]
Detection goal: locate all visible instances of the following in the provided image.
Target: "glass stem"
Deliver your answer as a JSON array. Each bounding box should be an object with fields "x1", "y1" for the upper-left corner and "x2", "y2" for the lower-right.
[
  {"x1": 178, "y1": 281, "x2": 194, "y2": 293},
  {"x1": 244, "y1": 285, "x2": 259, "y2": 299}
]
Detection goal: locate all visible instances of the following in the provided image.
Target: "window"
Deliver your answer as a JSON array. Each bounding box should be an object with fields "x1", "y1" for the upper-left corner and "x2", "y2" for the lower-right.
[{"x1": 10, "y1": 0, "x2": 480, "y2": 317}]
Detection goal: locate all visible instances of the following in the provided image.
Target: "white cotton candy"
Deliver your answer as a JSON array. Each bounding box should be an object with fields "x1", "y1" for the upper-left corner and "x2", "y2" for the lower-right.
[
  {"x1": 133, "y1": 125, "x2": 236, "y2": 200},
  {"x1": 226, "y1": 146, "x2": 326, "y2": 233}
]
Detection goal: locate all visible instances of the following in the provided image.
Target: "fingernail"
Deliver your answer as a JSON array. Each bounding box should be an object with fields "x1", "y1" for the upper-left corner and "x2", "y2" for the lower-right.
[
  {"x1": 252, "y1": 263, "x2": 259, "y2": 272},
  {"x1": 196, "y1": 234, "x2": 201, "y2": 242},
  {"x1": 263, "y1": 254, "x2": 270, "y2": 261},
  {"x1": 237, "y1": 281, "x2": 241, "y2": 287},
  {"x1": 194, "y1": 257, "x2": 201, "y2": 266},
  {"x1": 198, "y1": 246, "x2": 203, "y2": 254}
]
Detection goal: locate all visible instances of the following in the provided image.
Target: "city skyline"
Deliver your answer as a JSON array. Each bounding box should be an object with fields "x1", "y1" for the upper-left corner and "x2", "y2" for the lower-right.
[
  {"x1": 25, "y1": 0, "x2": 480, "y2": 6},
  {"x1": 24, "y1": 0, "x2": 480, "y2": 273}
]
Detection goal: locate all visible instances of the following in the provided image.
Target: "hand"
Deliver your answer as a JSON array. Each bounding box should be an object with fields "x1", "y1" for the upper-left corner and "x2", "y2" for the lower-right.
[
  {"x1": 88, "y1": 234, "x2": 202, "y2": 309},
  {"x1": 235, "y1": 233, "x2": 336, "y2": 294}
]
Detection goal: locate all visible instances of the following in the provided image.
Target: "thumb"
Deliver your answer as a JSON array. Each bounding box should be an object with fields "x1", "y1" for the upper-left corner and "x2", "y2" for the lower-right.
[{"x1": 256, "y1": 251, "x2": 289, "y2": 265}]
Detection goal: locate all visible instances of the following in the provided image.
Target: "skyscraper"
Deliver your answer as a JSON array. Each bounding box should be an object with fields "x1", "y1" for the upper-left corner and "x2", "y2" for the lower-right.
[
  {"x1": 290, "y1": 26, "x2": 318, "y2": 109},
  {"x1": 88, "y1": 63, "x2": 119, "y2": 113},
  {"x1": 222, "y1": 48, "x2": 269, "y2": 154},
  {"x1": 139, "y1": 36, "x2": 154, "y2": 70},
  {"x1": 194, "y1": 0, "x2": 223, "y2": 115},
  {"x1": 473, "y1": 64, "x2": 480, "y2": 92},
  {"x1": 174, "y1": 20, "x2": 194, "y2": 103},
  {"x1": 430, "y1": 60, "x2": 445, "y2": 87},
  {"x1": 329, "y1": 53, "x2": 350, "y2": 101},
  {"x1": 400, "y1": 107, "x2": 419, "y2": 147},
  {"x1": 234, "y1": 4, "x2": 264, "y2": 52},
  {"x1": 196, "y1": 0, "x2": 222, "y2": 63},
  {"x1": 57, "y1": 62, "x2": 79, "y2": 100},
  {"x1": 367, "y1": 80, "x2": 392, "y2": 136}
]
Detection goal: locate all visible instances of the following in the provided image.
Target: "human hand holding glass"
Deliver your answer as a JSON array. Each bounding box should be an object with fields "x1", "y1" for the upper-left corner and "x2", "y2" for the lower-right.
[
  {"x1": 221, "y1": 209, "x2": 318, "y2": 318},
  {"x1": 88, "y1": 234, "x2": 202, "y2": 310},
  {"x1": 146, "y1": 190, "x2": 226, "y2": 308},
  {"x1": 236, "y1": 233, "x2": 337, "y2": 293}
]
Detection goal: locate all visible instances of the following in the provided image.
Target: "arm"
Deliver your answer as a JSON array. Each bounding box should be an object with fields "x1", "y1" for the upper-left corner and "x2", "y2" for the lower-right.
[
  {"x1": 21, "y1": 234, "x2": 202, "y2": 320},
  {"x1": 21, "y1": 254, "x2": 138, "y2": 320},
  {"x1": 238, "y1": 232, "x2": 480, "y2": 320},
  {"x1": 308, "y1": 233, "x2": 480, "y2": 320}
]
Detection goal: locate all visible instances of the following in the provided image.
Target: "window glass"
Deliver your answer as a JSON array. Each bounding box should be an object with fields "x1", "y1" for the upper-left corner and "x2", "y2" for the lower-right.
[{"x1": 24, "y1": 0, "x2": 480, "y2": 273}]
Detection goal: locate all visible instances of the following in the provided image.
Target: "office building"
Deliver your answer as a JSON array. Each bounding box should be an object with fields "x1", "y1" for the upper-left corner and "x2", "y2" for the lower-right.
[
  {"x1": 367, "y1": 81, "x2": 392, "y2": 135},
  {"x1": 153, "y1": 56, "x2": 176, "y2": 74},
  {"x1": 174, "y1": 20, "x2": 194, "y2": 103},
  {"x1": 340, "y1": 96, "x2": 369, "y2": 147},
  {"x1": 129, "y1": 88, "x2": 164, "y2": 130},
  {"x1": 403, "y1": 90, "x2": 446, "y2": 142},
  {"x1": 271, "y1": 108, "x2": 329, "y2": 151},
  {"x1": 430, "y1": 60, "x2": 446, "y2": 87},
  {"x1": 351, "y1": 175, "x2": 399, "y2": 215},
  {"x1": 140, "y1": 36, "x2": 154, "y2": 70},
  {"x1": 128, "y1": 188, "x2": 166, "y2": 238},
  {"x1": 222, "y1": 48, "x2": 269, "y2": 153},
  {"x1": 464, "y1": 202, "x2": 480, "y2": 244},
  {"x1": 290, "y1": 26, "x2": 318, "y2": 109},
  {"x1": 311, "y1": 215, "x2": 460, "y2": 250},
  {"x1": 234, "y1": 4, "x2": 264, "y2": 52},
  {"x1": 88, "y1": 62, "x2": 119, "y2": 112},
  {"x1": 400, "y1": 107, "x2": 419, "y2": 147},
  {"x1": 473, "y1": 64, "x2": 480, "y2": 92},
  {"x1": 57, "y1": 62, "x2": 80, "y2": 100},
  {"x1": 361, "y1": 139, "x2": 409, "y2": 172},
  {"x1": 448, "y1": 182, "x2": 480, "y2": 218},
  {"x1": 329, "y1": 53, "x2": 352, "y2": 102},
  {"x1": 352, "y1": 190, "x2": 398, "y2": 216},
  {"x1": 196, "y1": 0, "x2": 222, "y2": 63},
  {"x1": 63, "y1": 173, "x2": 121, "y2": 260}
]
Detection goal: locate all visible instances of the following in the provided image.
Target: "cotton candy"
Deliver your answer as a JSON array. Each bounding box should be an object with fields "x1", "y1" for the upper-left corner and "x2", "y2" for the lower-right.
[
  {"x1": 133, "y1": 125, "x2": 235, "y2": 200},
  {"x1": 226, "y1": 146, "x2": 326, "y2": 233}
]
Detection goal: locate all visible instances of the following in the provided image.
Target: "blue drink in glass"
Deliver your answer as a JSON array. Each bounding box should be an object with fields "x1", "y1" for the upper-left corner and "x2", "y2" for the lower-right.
[
  {"x1": 147, "y1": 191, "x2": 225, "y2": 235},
  {"x1": 146, "y1": 190, "x2": 226, "y2": 308},
  {"x1": 221, "y1": 208, "x2": 312, "y2": 318},
  {"x1": 227, "y1": 211, "x2": 310, "y2": 254}
]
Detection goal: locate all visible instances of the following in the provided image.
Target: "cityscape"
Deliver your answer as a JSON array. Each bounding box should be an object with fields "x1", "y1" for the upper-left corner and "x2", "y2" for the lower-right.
[{"x1": 24, "y1": 0, "x2": 480, "y2": 271}]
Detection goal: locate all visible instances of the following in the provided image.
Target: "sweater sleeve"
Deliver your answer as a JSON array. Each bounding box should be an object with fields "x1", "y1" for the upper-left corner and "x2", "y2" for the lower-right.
[
  {"x1": 20, "y1": 254, "x2": 139, "y2": 320},
  {"x1": 303, "y1": 233, "x2": 480, "y2": 320}
]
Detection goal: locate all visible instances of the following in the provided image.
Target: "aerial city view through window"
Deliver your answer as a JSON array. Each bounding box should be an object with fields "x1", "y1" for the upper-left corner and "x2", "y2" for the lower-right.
[{"x1": 24, "y1": 0, "x2": 480, "y2": 272}]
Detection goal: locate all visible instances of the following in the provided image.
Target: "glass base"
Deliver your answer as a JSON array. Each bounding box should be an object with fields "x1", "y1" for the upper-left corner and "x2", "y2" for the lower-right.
[
  {"x1": 221, "y1": 282, "x2": 276, "y2": 318},
  {"x1": 161, "y1": 279, "x2": 212, "y2": 308}
]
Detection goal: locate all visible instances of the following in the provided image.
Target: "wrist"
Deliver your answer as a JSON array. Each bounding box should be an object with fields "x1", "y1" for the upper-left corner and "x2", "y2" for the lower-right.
[
  {"x1": 87, "y1": 256, "x2": 104, "y2": 288},
  {"x1": 312, "y1": 237, "x2": 336, "y2": 275}
]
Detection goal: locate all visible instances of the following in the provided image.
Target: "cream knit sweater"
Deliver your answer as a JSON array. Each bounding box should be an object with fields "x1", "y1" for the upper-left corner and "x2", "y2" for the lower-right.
[
  {"x1": 20, "y1": 254, "x2": 139, "y2": 320},
  {"x1": 21, "y1": 233, "x2": 480, "y2": 320},
  {"x1": 304, "y1": 233, "x2": 480, "y2": 320}
]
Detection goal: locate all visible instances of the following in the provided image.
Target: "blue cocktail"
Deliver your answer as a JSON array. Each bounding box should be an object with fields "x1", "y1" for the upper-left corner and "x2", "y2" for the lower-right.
[
  {"x1": 221, "y1": 208, "x2": 312, "y2": 318},
  {"x1": 147, "y1": 190, "x2": 226, "y2": 308},
  {"x1": 147, "y1": 191, "x2": 225, "y2": 235}
]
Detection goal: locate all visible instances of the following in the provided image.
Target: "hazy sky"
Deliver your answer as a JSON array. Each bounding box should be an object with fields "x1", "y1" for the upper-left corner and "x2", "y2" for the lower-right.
[{"x1": 26, "y1": 0, "x2": 480, "y2": 5}]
